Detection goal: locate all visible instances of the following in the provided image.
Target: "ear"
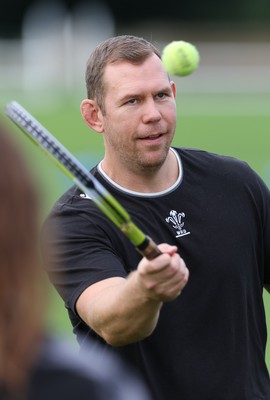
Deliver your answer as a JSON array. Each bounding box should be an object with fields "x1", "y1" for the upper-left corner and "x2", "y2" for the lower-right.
[
  {"x1": 170, "y1": 81, "x2": 177, "y2": 98},
  {"x1": 80, "y1": 99, "x2": 104, "y2": 133}
]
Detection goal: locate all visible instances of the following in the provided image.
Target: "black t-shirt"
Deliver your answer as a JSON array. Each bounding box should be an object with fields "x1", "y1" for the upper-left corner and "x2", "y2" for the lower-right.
[{"x1": 43, "y1": 147, "x2": 270, "y2": 400}]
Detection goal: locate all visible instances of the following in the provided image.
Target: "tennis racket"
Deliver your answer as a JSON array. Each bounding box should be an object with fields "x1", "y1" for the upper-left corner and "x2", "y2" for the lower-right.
[{"x1": 5, "y1": 101, "x2": 161, "y2": 260}]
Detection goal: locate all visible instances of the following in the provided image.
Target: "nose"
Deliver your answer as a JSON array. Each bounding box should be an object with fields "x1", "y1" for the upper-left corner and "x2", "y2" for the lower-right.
[{"x1": 142, "y1": 99, "x2": 162, "y2": 124}]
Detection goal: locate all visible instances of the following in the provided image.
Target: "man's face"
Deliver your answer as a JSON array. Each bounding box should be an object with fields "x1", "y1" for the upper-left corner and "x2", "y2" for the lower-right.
[{"x1": 100, "y1": 53, "x2": 177, "y2": 174}]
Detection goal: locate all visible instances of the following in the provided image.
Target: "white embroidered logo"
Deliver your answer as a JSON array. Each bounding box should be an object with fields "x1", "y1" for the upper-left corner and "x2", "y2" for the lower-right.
[{"x1": 165, "y1": 210, "x2": 190, "y2": 238}]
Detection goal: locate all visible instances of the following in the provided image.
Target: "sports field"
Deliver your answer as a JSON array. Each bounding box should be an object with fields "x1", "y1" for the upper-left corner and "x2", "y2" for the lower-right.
[{"x1": 2, "y1": 89, "x2": 270, "y2": 368}]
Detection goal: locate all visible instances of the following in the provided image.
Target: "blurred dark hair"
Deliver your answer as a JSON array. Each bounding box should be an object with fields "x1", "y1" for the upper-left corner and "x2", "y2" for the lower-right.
[{"x1": 0, "y1": 120, "x2": 43, "y2": 398}]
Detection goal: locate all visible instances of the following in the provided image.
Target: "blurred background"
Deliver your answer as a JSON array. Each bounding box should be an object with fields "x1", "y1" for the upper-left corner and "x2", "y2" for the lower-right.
[{"x1": 0, "y1": 0, "x2": 269, "y2": 365}]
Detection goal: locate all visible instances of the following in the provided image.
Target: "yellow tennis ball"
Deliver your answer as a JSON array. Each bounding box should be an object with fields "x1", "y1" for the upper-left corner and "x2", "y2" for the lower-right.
[{"x1": 161, "y1": 40, "x2": 200, "y2": 77}]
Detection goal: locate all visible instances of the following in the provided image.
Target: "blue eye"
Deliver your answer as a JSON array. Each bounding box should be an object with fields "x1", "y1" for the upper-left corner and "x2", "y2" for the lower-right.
[{"x1": 127, "y1": 99, "x2": 137, "y2": 104}]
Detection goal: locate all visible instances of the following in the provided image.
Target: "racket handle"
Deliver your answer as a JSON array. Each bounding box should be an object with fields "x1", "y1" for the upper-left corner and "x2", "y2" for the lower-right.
[{"x1": 137, "y1": 236, "x2": 162, "y2": 260}]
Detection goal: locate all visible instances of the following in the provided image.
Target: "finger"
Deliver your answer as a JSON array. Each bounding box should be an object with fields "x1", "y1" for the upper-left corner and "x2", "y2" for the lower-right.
[{"x1": 157, "y1": 243, "x2": 178, "y2": 256}]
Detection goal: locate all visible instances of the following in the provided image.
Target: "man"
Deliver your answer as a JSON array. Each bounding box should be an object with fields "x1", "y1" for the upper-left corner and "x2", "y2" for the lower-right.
[{"x1": 43, "y1": 35, "x2": 270, "y2": 400}]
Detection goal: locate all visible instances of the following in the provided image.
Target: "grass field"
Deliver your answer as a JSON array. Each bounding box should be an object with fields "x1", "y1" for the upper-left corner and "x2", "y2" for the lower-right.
[{"x1": 2, "y1": 90, "x2": 270, "y2": 368}]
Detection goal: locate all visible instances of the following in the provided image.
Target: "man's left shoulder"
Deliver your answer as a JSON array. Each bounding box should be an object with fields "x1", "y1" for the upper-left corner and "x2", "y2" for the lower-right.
[{"x1": 173, "y1": 146, "x2": 249, "y2": 170}]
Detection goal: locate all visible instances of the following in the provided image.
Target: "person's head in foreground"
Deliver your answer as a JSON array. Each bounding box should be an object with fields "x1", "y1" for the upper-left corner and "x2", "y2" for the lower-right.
[{"x1": 0, "y1": 120, "x2": 42, "y2": 398}]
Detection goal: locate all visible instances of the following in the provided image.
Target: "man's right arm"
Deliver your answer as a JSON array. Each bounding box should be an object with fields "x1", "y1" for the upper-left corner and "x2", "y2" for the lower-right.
[{"x1": 76, "y1": 243, "x2": 189, "y2": 347}]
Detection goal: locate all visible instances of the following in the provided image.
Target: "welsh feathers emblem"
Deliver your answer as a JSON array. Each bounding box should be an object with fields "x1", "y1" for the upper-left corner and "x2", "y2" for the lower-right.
[{"x1": 165, "y1": 210, "x2": 190, "y2": 238}]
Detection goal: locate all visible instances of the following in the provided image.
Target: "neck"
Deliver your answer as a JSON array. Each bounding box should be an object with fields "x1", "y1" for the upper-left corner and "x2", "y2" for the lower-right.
[{"x1": 100, "y1": 148, "x2": 179, "y2": 193}]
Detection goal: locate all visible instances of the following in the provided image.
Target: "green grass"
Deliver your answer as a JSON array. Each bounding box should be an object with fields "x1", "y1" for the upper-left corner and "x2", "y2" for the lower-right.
[{"x1": 2, "y1": 92, "x2": 270, "y2": 368}]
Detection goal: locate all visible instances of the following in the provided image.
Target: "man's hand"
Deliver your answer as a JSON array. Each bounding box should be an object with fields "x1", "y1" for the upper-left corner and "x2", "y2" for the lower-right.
[{"x1": 136, "y1": 243, "x2": 189, "y2": 302}]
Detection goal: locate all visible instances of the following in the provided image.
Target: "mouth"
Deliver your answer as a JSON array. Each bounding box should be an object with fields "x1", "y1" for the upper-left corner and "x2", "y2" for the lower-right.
[{"x1": 139, "y1": 133, "x2": 163, "y2": 141}]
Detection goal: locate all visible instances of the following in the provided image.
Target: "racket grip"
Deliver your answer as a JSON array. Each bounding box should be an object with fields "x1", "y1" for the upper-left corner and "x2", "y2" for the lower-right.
[{"x1": 137, "y1": 236, "x2": 162, "y2": 260}]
